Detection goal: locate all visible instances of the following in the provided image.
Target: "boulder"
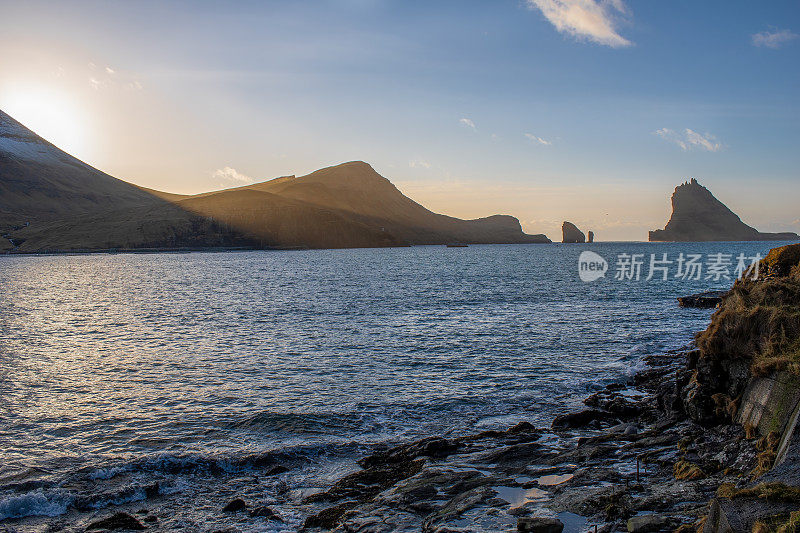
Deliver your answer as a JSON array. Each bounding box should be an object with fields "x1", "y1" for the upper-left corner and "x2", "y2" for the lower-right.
[
  {"x1": 627, "y1": 514, "x2": 667, "y2": 533},
  {"x1": 221, "y1": 498, "x2": 247, "y2": 513},
  {"x1": 518, "y1": 516, "x2": 564, "y2": 533},
  {"x1": 552, "y1": 409, "x2": 614, "y2": 429},
  {"x1": 86, "y1": 512, "x2": 145, "y2": 531},
  {"x1": 249, "y1": 506, "x2": 281, "y2": 520}
]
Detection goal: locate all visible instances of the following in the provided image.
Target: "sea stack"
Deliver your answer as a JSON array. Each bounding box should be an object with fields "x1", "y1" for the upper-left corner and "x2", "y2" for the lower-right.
[
  {"x1": 649, "y1": 178, "x2": 800, "y2": 242},
  {"x1": 562, "y1": 221, "x2": 586, "y2": 243},
  {"x1": 588, "y1": 231, "x2": 594, "y2": 243}
]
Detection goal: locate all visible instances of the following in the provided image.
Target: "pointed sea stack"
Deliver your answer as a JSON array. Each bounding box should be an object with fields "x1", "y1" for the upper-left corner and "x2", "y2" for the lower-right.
[{"x1": 649, "y1": 178, "x2": 799, "y2": 242}]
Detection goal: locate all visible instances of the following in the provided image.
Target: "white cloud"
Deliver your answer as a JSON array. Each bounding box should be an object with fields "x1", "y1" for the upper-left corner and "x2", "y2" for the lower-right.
[
  {"x1": 86, "y1": 61, "x2": 142, "y2": 91},
  {"x1": 751, "y1": 29, "x2": 799, "y2": 49},
  {"x1": 525, "y1": 133, "x2": 552, "y2": 146},
  {"x1": 526, "y1": 0, "x2": 632, "y2": 48},
  {"x1": 213, "y1": 166, "x2": 254, "y2": 185},
  {"x1": 459, "y1": 118, "x2": 477, "y2": 131},
  {"x1": 655, "y1": 128, "x2": 723, "y2": 152},
  {"x1": 409, "y1": 159, "x2": 432, "y2": 169}
]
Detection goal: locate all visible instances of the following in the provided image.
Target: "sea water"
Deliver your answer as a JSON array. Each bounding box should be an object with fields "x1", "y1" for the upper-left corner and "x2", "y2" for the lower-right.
[{"x1": 0, "y1": 242, "x2": 789, "y2": 530}]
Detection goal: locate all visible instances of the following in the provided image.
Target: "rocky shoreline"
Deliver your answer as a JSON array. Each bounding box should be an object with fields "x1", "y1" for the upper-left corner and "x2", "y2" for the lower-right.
[{"x1": 283, "y1": 345, "x2": 760, "y2": 533}]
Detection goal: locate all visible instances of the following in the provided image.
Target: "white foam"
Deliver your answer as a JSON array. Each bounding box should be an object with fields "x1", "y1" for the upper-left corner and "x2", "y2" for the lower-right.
[
  {"x1": 88, "y1": 466, "x2": 129, "y2": 480},
  {"x1": 0, "y1": 489, "x2": 70, "y2": 520}
]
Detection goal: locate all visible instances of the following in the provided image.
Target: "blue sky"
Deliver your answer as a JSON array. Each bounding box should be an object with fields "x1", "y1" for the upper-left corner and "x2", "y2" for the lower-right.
[{"x1": 0, "y1": 0, "x2": 798, "y2": 239}]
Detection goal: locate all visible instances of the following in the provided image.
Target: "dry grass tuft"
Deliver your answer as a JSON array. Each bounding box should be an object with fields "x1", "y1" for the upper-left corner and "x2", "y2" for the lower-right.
[
  {"x1": 674, "y1": 460, "x2": 707, "y2": 481},
  {"x1": 717, "y1": 481, "x2": 800, "y2": 502},
  {"x1": 695, "y1": 244, "x2": 800, "y2": 378}
]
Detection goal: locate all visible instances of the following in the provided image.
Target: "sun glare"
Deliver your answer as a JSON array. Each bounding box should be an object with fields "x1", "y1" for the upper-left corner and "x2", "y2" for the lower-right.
[{"x1": 1, "y1": 87, "x2": 88, "y2": 159}]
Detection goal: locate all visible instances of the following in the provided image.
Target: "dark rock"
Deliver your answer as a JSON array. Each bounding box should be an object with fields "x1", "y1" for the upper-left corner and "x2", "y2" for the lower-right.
[
  {"x1": 303, "y1": 501, "x2": 357, "y2": 529},
  {"x1": 423, "y1": 487, "x2": 494, "y2": 530},
  {"x1": 474, "y1": 442, "x2": 546, "y2": 468},
  {"x1": 359, "y1": 437, "x2": 459, "y2": 469},
  {"x1": 517, "y1": 516, "x2": 564, "y2": 533},
  {"x1": 265, "y1": 465, "x2": 290, "y2": 476},
  {"x1": 221, "y1": 498, "x2": 247, "y2": 513},
  {"x1": 143, "y1": 483, "x2": 159, "y2": 499},
  {"x1": 306, "y1": 458, "x2": 425, "y2": 502},
  {"x1": 677, "y1": 290, "x2": 728, "y2": 308},
  {"x1": 86, "y1": 512, "x2": 145, "y2": 531},
  {"x1": 552, "y1": 409, "x2": 615, "y2": 429},
  {"x1": 626, "y1": 514, "x2": 667, "y2": 533},
  {"x1": 249, "y1": 506, "x2": 281, "y2": 520},
  {"x1": 508, "y1": 421, "x2": 538, "y2": 434},
  {"x1": 588, "y1": 231, "x2": 594, "y2": 243},
  {"x1": 142, "y1": 516, "x2": 157, "y2": 524}
]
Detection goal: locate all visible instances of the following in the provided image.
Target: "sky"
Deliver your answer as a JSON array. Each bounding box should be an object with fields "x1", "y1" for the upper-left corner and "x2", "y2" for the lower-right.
[{"x1": 0, "y1": 0, "x2": 798, "y2": 241}]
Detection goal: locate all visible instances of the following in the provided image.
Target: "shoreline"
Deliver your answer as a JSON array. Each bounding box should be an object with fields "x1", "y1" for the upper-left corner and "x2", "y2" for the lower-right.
[{"x1": 285, "y1": 345, "x2": 749, "y2": 532}]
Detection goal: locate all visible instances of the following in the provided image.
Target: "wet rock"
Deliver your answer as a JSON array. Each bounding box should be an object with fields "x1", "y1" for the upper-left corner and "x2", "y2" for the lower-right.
[
  {"x1": 249, "y1": 506, "x2": 281, "y2": 520},
  {"x1": 551, "y1": 485, "x2": 634, "y2": 521},
  {"x1": 473, "y1": 441, "x2": 547, "y2": 468},
  {"x1": 376, "y1": 468, "x2": 491, "y2": 514},
  {"x1": 608, "y1": 423, "x2": 638, "y2": 435},
  {"x1": 508, "y1": 421, "x2": 539, "y2": 433},
  {"x1": 359, "y1": 437, "x2": 460, "y2": 469},
  {"x1": 517, "y1": 516, "x2": 564, "y2": 533},
  {"x1": 86, "y1": 512, "x2": 145, "y2": 531},
  {"x1": 626, "y1": 514, "x2": 667, "y2": 533},
  {"x1": 422, "y1": 487, "x2": 494, "y2": 530},
  {"x1": 552, "y1": 409, "x2": 616, "y2": 429},
  {"x1": 677, "y1": 290, "x2": 727, "y2": 308},
  {"x1": 143, "y1": 483, "x2": 159, "y2": 499},
  {"x1": 303, "y1": 501, "x2": 357, "y2": 529},
  {"x1": 142, "y1": 516, "x2": 157, "y2": 524},
  {"x1": 221, "y1": 498, "x2": 247, "y2": 513},
  {"x1": 333, "y1": 502, "x2": 422, "y2": 532},
  {"x1": 306, "y1": 458, "x2": 425, "y2": 502},
  {"x1": 266, "y1": 465, "x2": 290, "y2": 476}
]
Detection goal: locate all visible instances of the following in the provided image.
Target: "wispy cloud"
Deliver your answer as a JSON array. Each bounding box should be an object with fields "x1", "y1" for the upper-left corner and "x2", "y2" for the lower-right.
[
  {"x1": 751, "y1": 28, "x2": 798, "y2": 49},
  {"x1": 409, "y1": 159, "x2": 432, "y2": 169},
  {"x1": 525, "y1": 133, "x2": 552, "y2": 146},
  {"x1": 213, "y1": 166, "x2": 254, "y2": 185},
  {"x1": 526, "y1": 0, "x2": 632, "y2": 48},
  {"x1": 87, "y1": 62, "x2": 143, "y2": 91},
  {"x1": 459, "y1": 118, "x2": 477, "y2": 131},
  {"x1": 655, "y1": 128, "x2": 723, "y2": 152}
]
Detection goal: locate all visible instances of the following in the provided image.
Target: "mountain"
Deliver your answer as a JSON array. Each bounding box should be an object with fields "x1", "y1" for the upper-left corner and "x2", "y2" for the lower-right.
[
  {"x1": 0, "y1": 110, "x2": 549, "y2": 251},
  {"x1": 0, "y1": 109, "x2": 162, "y2": 229},
  {"x1": 649, "y1": 178, "x2": 799, "y2": 242},
  {"x1": 246, "y1": 161, "x2": 549, "y2": 245}
]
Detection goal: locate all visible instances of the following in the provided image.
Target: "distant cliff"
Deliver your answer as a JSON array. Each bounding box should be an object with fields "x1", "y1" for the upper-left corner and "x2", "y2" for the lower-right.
[{"x1": 649, "y1": 178, "x2": 799, "y2": 242}]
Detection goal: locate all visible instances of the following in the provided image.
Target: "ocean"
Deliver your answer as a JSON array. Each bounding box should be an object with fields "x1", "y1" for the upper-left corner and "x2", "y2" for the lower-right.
[{"x1": 0, "y1": 242, "x2": 788, "y2": 531}]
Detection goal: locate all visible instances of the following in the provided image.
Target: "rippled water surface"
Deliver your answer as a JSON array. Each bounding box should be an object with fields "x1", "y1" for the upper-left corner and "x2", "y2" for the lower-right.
[{"x1": 0, "y1": 242, "x2": 786, "y2": 530}]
